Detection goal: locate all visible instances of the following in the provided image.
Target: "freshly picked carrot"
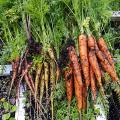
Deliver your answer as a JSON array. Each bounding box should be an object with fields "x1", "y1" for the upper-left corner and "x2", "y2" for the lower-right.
[
  {"x1": 35, "y1": 63, "x2": 43, "y2": 104},
  {"x1": 23, "y1": 71, "x2": 35, "y2": 95},
  {"x1": 95, "y1": 41, "x2": 119, "y2": 83},
  {"x1": 9, "y1": 57, "x2": 20, "y2": 96},
  {"x1": 89, "y1": 50, "x2": 105, "y2": 95},
  {"x1": 78, "y1": 34, "x2": 90, "y2": 87},
  {"x1": 28, "y1": 72, "x2": 35, "y2": 94},
  {"x1": 82, "y1": 84, "x2": 87, "y2": 109},
  {"x1": 88, "y1": 35, "x2": 95, "y2": 50},
  {"x1": 40, "y1": 72, "x2": 45, "y2": 104},
  {"x1": 90, "y1": 66, "x2": 96, "y2": 101},
  {"x1": 67, "y1": 46, "x2": 83, "y2": 112},
  {"x1": 50, "y1": 61, "x2": 56, "y2": 120},
  {"x1": 64, "y1": 65, "x2": 73, "y2": 103},
  {"x1": 98, "y1": 37, "x2": 115, "y2": 71}
]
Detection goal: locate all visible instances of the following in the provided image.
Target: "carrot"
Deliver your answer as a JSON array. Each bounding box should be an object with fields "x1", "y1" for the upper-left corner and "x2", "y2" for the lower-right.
[
  {"x1": 27, "y1": 72, "x2": 35, "y2": 92},
  {"x1": 82, "y1": 84, "x2": 87, "y2": 109},
  {"x1": 88, "y1": 35, "x2": 95, "y2": 50},
  {"x1": 101, "y1": 60, "x2": 119, "y2": 83},
  {"x1": 11, "y1": 57, "x2": 19, "y2": 84},
  {"x1": 35, "y1": 63, "x2": 43, "y2": 105},
  {"x1": 98, "y1": 37, "x2": 115, "y2": 71},
  {"x1": 23, "y1": 71, "x2": 35, "y2": 95},
  {"x1": 9, "y1": 57, "x2": 19, "y2": 96},
  {"x1": 21, "y1": 61, "x2": 32, "y2": 78},
  {"x1": 40, "y1": 72, "x2": 45, "y2": 104},
  {"x1": 89, "y1": 50, "x2": 105, "y2": 95},
  {"x1": 64, "y1": 66, "x2": 73, "y2": 103},
  {"x1": 78, "y1": 34, "x2": 90, "y2": 87},
  {"x1": 44, "y1": 62, "x2": 49, "y2": 97},
  {"x1": 16, "y1": 79, "x2": 20, "y2": 100},
  {"x1": 50, "y1": 61, "x2": 56, "y2": 120},
  {"x1": 67, "y1": 46, "x2": 83, "y2": 112},
  {"x1": 48, "y1": 47, "x2": 57, "y2": 63},
  {"x1": 95, "y1": 41, "x2": 119, "y2": 83},
  {"x1": 90, "y1": 66, "x2": 96, "y2": 101},
  {"x1": 55, "y1": 64, "x2": 60, "y2": 83},
  {"x1": 48, "y1": 47, "x2": 60, "y2": 83}
]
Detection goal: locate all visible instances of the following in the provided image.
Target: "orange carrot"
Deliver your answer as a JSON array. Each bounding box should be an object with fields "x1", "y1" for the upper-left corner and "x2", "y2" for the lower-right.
[
  {"x1": 78, "y1": 34, "x2": 90, "y2": 87},
  {"x1": 90, "y1": 66, "x2": 96, "y2": 101},
  {"x1": 95, "y1": 41, "x2": 119, "y2": 83},
  {"x1": 88, "y1": 35, "x2": 95, "y2": 50},
  {"x1": 98, "y1": 37, "x2": 115, "y2": 71},
  {"x1": 67, "y1": 46, "x2": 83, "y2": 112},
  {"x1": 82, "y1": 84, "x2": 87, "y2": 109},
  {"x1": 64, "y1": 66, "x2": 73, "y2": 103},
  {"x1": 101, "y1": 60, "x2": 119, "y2": 83},
  {"x1": 89, "y1": 50, "x2": 104, "y2": 95}
]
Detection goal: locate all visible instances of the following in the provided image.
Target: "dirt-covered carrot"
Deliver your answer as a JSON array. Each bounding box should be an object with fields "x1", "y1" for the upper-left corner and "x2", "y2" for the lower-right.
[
  {"x1": 90, "y1": 66, "x2": 96, "y2": 100},
  {"x1": 82, "y1": 84, "x2": 87, "y2": 109},
  {"x1": 64, "y1": 66, "x2": 73, "y2": 103},
  {"x1": 88, "y1": 35, "x2": 95, "y2": 50},
  {"x1": 100, "y1": 59, "x2": 119, "y2": 82},
  {"x1": 95, "y1": 42, "x2": 119, "y2": 83},
  {"x1": 98, "y1": 37, "x2": 115, "y2": 71},
  {"x1": 78, "y1": 34, "x2": 90, "y2": 87},
  {"x1": 89, "y1": 50, "x2": 105, "y2": 95},
  {"x1": 67, "y1": 46, "x2": 83, "y2": 112}
]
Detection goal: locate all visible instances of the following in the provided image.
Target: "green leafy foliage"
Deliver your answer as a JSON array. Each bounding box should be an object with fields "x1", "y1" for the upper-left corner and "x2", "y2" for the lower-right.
[
  {"x1": 0, "y1": 27, "x2": 26, "y2": 63},
  {"x1": 0, "y1": 98, "x2": 17, "y2": 120},
  {"x1": 2, "y1": 113, "x2": 10, "y2": 120}
]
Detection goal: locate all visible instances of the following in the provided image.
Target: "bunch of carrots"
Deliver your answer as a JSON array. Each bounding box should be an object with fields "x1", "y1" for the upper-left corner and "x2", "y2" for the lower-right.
[
  {"x1": 64, "y1": 34, "x2": 120, "y2": 113},
  {"x1": 10, "y1": 46, "x2": 59, "y2": 119}
]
